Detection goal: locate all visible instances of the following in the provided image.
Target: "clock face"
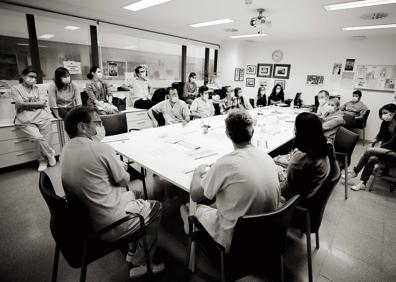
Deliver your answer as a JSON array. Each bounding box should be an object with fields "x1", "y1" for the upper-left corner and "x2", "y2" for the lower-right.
[{"x1": 272, "y1": 49, "x2": 283, "y2": 62}]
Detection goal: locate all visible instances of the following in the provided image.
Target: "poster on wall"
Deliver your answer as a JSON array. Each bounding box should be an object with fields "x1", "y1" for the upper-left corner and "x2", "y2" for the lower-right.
[
  {"x1": 234, "y1": 68, "x2": 244, "y2": 81},
  {"x1": 345, "y1": 59, "x2": 355, "y2": 71},
  {"x1": 354, "y1": 65, "x2": 396, "y2": 92},
  {"x1": 246, "y1": 78, "x2": 255, "y2": 87},
  {"x1": 332, "y1": 63, "x2": 342, "y2": 75},
  {"x1": 274, "y1": 79, "x2": 286, "y2": 90},
  {"x1": 306, "y1": 75, "x2": 324, "y2": 85},
  {"x1": 257, "y1": 64, "x2": 272, "y2": 78},
  {"x1": 258, "y1": 79, "x2": 270, "y2": 90},
  {"x1": 108, "y1": 62, "x2": 118, "y2": 77},
  {"x1": 246, "y1": 65, "x2": 256, "y2": 75},
  {"x1": 63, "y1": 61, "x2": 82, "y2": 74}
]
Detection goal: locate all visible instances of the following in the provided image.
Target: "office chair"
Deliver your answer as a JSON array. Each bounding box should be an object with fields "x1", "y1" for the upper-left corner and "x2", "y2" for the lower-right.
[
  {"x1": 333, "y1": 127, "x2": 360, "y2": 200},
  {"x1": 290, "y1": 144, "x2": 341, "y2": 282},
  {"x1": 80, "y1": 91, "x2": 89, "y2": 107},
  {"x1": 345, "y1": 110, "x2": 370, "y2": 143},
  {"x1": 187, "y1": 195, "x2": 300, "y2": 282},
  {"x1": 38, "y1": 172, "x2": 152, "y2": 282}
]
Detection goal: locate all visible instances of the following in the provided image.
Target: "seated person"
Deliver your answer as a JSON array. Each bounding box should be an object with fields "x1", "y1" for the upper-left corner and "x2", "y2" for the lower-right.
[
  {"x1": 147, "y1": 87, "x2": 190, "y2": 126},
  {"x1": 322, "y1": 98, "x2": 345, "y2": 142},
  {"x1": 256, "y1": 86, "x2": 267, "y2": 107},
  {"x1": 281, "y1": 112, "x2": 330, "y2": 206},
  {"x1": 130, "y1": 66, "x2": 155, "y2": 110},
  {"x1": 183, "y1": 72, "x2": 198, "y2": 104},
  {"x1": 340, "y1": 90, "x2": 368, "y2": 126},
  {"x1": 348, "y1": 103, "x2": 396, "y2": 191},
  {"x1": 181, "y1": 109, "x2": 280, "y2": 252},
  {"x1": 61, "y1": 107, "x2": 164, "y2": 278},
  {"x1": 316, "y1": 90, "x2": 330, "y2": 118},
  {"x1": 268, "y1": 84, "x2": 285, "y2": 105},
  {"x1": 219, "y1": 86, "x2": 251, "y2": 114},
  {"x1": 235, "y1": 87, "x2": 253, "y2": 110},
  {"x1": 190, "y1": 85, "x2": 215, "y2": 119}
]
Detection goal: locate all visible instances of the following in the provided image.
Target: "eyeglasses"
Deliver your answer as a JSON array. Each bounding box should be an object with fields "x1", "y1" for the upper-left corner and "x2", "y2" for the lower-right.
[{"x1": 27, "y1": 75, "x2": 37, "y2": 79}]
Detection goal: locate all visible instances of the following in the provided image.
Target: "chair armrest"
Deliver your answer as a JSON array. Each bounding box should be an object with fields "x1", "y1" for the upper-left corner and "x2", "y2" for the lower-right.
[
  {"x1": 128, "y1": 128, "x2": 140, "y2": 132},
  {"x1": 188, "y1": 216, "x2": 225, "y2": 252},
  {"x1": 91, "y1": 212, "x2": 144, "y2": 238},
  {"x1": 335, "y1": 152, "x2": 347, "y2": 157},
  {"x1": 296, "y1": 206, "x2": 309, "y2": 213}
]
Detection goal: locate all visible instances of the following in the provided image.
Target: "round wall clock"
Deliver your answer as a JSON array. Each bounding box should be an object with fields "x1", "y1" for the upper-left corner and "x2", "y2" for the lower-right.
[{"x1": 272, "y1": 49, "x2": 283, "y2": 62}]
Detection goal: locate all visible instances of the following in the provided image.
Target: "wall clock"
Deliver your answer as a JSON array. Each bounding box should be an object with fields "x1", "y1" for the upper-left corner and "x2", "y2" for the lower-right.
[{"x1": 272, "y1": 49, "x2": 283, "y2": 62}]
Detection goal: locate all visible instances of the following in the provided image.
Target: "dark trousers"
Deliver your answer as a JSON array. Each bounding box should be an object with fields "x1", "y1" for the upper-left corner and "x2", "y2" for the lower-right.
[{"x1": 134, "y1": 98, "x2": 155, "y2": 109}]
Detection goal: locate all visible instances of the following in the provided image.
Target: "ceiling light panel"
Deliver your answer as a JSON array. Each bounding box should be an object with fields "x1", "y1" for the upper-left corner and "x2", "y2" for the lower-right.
[
  {"x1": 230, "y1": 33, "x2": 267, "y2": 39},
  {"x1": 189, "y1": 19, "x2": 234, "y2": 28},
  {"x1": 64, "y1": 26, "x2": 80, "y2": 30},
  {"x1": 123, "y1": 0, "x2": 172, "y2": 12},
  {"x1": 324, "y1": 0, "x2": 396, "y2": 11},
  {"x1": 342, "y1": 23, "x2": 396, "y2": 30},
  {"x1": 38, "y1": 34, "x2": 54, "y2": 39}
]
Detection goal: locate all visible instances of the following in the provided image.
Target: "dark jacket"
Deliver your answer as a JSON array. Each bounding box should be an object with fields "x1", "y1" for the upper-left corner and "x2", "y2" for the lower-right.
[{"x1": 376, "y1": 120, "x2": 396, "y2": 151}]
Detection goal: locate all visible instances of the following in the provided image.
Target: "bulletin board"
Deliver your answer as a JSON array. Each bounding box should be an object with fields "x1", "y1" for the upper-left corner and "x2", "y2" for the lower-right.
[{"x1": 354, "y1": 65, "x2": 396, "y2": 92}]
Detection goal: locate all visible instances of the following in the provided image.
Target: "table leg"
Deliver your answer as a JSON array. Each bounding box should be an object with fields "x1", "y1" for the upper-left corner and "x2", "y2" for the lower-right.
[{"x1": 188, "y1": 197, "x2": 197, "y2": 272}]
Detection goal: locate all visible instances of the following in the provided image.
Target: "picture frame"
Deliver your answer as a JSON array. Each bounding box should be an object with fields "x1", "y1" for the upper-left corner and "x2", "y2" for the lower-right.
[
  {"x1": 306, "y1": 75, "x2": 324, "y2": 85},
  {"x1": 246, "y1": 77, "x2": 255, "y2": 87},
  {"x1": 273, "y1": 64, "x2": 291, "y2": 79},
  {"x1": 246, "y1": 65, "x2": 257, "y2": 75},
  {"x1": 274, "y1": 79, "x2": 286, "y2": 90},
  {"x1": 234, "y1": 68, "x2": 244, "y2": 81},
  {"x1": 257, "y1": 63, "x2": 273, "y2": 78}
]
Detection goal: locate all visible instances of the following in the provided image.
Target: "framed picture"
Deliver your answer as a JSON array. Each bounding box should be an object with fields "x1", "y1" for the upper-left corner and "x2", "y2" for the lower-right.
[
  {"x1": 345, "y1": 59, "x2": 355, "y2": 71},
  {"x1": 234, "y1": 68, "x2": 244, "y2": 81},
  {"x1": 274, "y1": 80, "x2": 286, "y2": 90},
  {"x1": 246, "y1": 78, "x2": 255, "y2": 87},
  {"x1": 273, "y1": 64, "x2": 291, "y2": 79},
  {"x1": 257, "y1": 64, "x2": 273, "y2": 78},
  {"x1": 246, "y1": 65, "x2": 257, "y2": 75},
  {"x1": 306, "y1": 75, "x2": 324, "y2": 85}
]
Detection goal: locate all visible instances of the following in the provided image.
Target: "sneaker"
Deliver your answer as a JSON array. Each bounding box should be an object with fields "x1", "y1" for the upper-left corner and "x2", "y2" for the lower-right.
[
  {"x1": 342, "y1": 170, "x2": 357, "y2": 179},
  {"x1": 38, "y1": 160, "x2": 48, "y2": 172},
  {"x1": 48, "y1": 149, "x2": 56, "y2": 167},
  {"x1": 129, "y1": 263, "x2": 165, "y2": 278},
  {"x1": 179, "y1": 204, "x2": 190, "y2": 235},
  {"x1": 351, "y1": 182, "x2": 366, "y2": 191}
]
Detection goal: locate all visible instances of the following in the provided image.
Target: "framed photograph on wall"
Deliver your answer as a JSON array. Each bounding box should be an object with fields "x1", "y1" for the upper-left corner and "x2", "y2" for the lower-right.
[
  {"x1": 273, "y1": 64, "x2": 291, "y2": 79},
  {"x1": 257, "y1": 64, "x2": 273, "y2": 78},
  {"x1": 306, "y1": 75, "x2": 324, "y2": 85},
  {"x1": 246, "y1": 65, "x2": 257, "y2": 75},
  {"x1": 246, "y1": 77, "x2": 255, "y2": 87},
  {"x1": 274, "y1": 79, "x2": 286, "y2": 90},
  {"x1": 234, "y1": 68, "x2": 244, "y2": 81}
]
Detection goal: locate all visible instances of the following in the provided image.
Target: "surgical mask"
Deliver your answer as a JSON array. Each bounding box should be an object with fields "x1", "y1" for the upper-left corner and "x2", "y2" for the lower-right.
[
  {"x1": 203, "y1": 93, "x2": 209, "y2": 100},
  {"x1": 318, "y1": 98, "x2": 326, "y2": 105},
  {"x1": 260, "y1": 90, "x2": 265, "y2": 95},
  {"x1": 96, "y1": 72, "x2": 103, "y2": 79},
  {"x1": 382, "y1": 113, "x2": 393, "y2": 122},
  {"x1": 94, "y1": 125, "x2": 106, "y2": 141},
  {"x1": 326, "y1": 106, "x2": 336, "y2": 114},
  {"x1": 170, "y1": 96, "x2": 179, "y2": 103},
  {"x1": 25, "y1": 77, "x2": 36, "y2": 85},
  {"x1": 62, "y1": 77, "x2": 71, "y2": 84},
  {"x1": 352, "y1": 96, "x2": 359, "y2": 102},
  {"x1": 276, "y1": 89, "x2": 281, "y2": 94}
]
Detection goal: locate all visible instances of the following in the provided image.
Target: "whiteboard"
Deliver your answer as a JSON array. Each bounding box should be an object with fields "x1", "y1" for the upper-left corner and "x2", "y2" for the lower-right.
[{"x1": 354, "y1": 65, "x2": 396, "y2": 92}]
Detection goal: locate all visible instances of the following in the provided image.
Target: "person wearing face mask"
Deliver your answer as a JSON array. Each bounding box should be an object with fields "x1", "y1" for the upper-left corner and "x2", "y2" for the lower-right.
[
  {"x1": 234, "y1": 87, "x2": 253, "y2": 110},
  {"x1": 183, "y1": 72, "x2": 198, "y2": 104},
  {"x1": 219, "y1": 86, "x2": 248, "y2": 114},
  {"x1": 131, "y1": 66, "x2": 155, "y2": 110},
  {"x1": 316, "y1": 90, "x2": 330, "y2": 118},
  {"x1": 61, "y1": 107, "x2": 165, "y2": 278},
  {"x1": 340, "y1": 90, "x2": 368, "y2": 122},
  {"x1": 190, "y1": 85, "x2": 215, "y2": 119},
  {"x1": 256, "y1": 86, "x2": 267, "y2": 107},
  {"x1": 347, "y1": 104, "x2": 396, "y2": 191},
  {"x1": 48, "y1": 67, "x2": 82, "y2": 120},
  {"x1": 322, "y1": 98, "x2": 345, "y2": 142},
  {"x1": 10, "y1": 67, "x2": 56, "y2": 172},
  {"x1": 147, "y1": 87, "x2": 190, "y2": 126},
  {"x1": 268, "y1": 84, "x2": 285, "y2": 105}
]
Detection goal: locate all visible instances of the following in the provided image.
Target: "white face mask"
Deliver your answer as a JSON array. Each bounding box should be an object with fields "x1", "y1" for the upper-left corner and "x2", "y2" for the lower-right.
[
  {"x1": 276, "y1": 88, "x2": 281, "y2": 94},
  {"x1": 96, "y1": 72, "x2": 103, "y2": 79},
  {"x1": 94, "y1": 125, "x2": 106, "y2": 141},
  {"x1": 382, "y1": 113, "x2": 393, "y2": 122},
  {"x1": 203, "y1": 93, "x2": 209, "y2": 100},
  {"x1": 25, "y1": 77, "x2": 36, "y2": 85},
  {"x1": 170, "y1": 96, "x2": 179, "y2": 103},
  {"x1": 62, "y1": 77, "x2": 71, "y2": 84},
  {"x1": 352, "y1": 96, "x2": 359, "y2": 102},
  {"x1": 326, "y1": 105, "x2": 336, "y2": 114},
  {"x1": 318, "y1": 98, "x2": 326, "y2": 105}
]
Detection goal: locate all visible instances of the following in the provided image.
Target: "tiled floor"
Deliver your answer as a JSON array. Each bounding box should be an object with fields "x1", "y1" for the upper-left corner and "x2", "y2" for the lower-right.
[{"x1": 0, "y1": 141, "x2": 395, "y2": 281}]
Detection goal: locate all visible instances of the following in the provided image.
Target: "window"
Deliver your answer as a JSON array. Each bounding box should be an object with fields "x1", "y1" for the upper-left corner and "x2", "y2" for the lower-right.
[{"x1": 186, "y1": 44, "x2": 205, "y2": 84}]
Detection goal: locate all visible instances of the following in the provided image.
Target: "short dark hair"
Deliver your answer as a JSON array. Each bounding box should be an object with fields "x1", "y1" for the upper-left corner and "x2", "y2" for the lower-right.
[
  {"x1": 379, "y1": 103, "x2": 396, "y2": 119},
  {"x1": 188, "y1": 72, "x2": 196, "y2": 79},
  {"x1": 166, "y1": 86, "x2": 178, "y2": 96},
  {"x1": 234, "y1": 87, "x2": 242, "y2": 97},
  {"x1": 19, "y1": 67, "x2": 39, "y2": 83},
  {"x1": 353, "y1": 90, "x2": 362, "y2": 98},
  {"x1": 294, "y1": 112, "x2": 328, "y2": 159},
  {"x1": 54, "y1": 67, "x2": 70, "y2": 90},
  {"x1": 64, "y1": 107, "x2": 93, "y2": 138},
  {"x1": 87, "y1": 66, "x2": 99, "y2": 80},
  {"x1": 198, "y1": 85, "x2": 209, "y2": 95},
  {"x1": 135, "y1": 66, "x2": 145, "y2": 75},
  {"x1": 225, "y1": 109, "x2": 254, "y2": 144},
  {"x1": 318, "y1": 90, "x2": 329, "y2": 97}
]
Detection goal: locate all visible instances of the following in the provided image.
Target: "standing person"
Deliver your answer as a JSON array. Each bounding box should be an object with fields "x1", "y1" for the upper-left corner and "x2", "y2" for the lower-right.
[
  {"x1": 48, "y1": 67, "x2": 82, "y2": 119},
  {"x1": 268, "y1": 84, "x2": 285, "y2": 105},
  {"x1": 10, "y1": 67, "x2": 56, "y2": 172},
  {"x1": 180, "y1": 109, "x2": 280, "y2": 252},
  {"x1": 61, "y1": 107, "x2": 165, "y2": 278},
  {"x1": 147, "y1": 87, "x2": 190, "y2": 126},
  {"x1": 316, "y1": 90, "x2": 330, "y2": 118},
  {"x1": 348, "y1": 104, "x2": 396, "y2": 191},
  {"x1": 340, "y1": 90, "x2": 368, "y2": 125},
  {"x1": 131, "y1": 66, "x2": 155, "y2": 109},
  {"x1": 256, "y1": 86, "x2": 267, "y2": 107},
  {"x1": 219, "y1": 86, "x2": 249, "y2": 114},
  {"x1": 183, "y1": 72, "x2": 198, "y2": 104},
  {"x1": 322, "y1": 98, "x2": 345, "y2": 142},
  {"x1": 190, "y1": 85, "x2": 215, "y2": 119},
  {"x1": 234, "y1": 87, "x2": 253, "y2": 110}
]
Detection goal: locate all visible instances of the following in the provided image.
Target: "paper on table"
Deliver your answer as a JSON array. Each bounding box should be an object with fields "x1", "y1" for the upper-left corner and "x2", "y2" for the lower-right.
[
  {"x1": 102, "y1": 135, "x2": 129, "y2": 143},
  {"x1": 186, "y1": 148, "x2": 217, "y2": 160}
]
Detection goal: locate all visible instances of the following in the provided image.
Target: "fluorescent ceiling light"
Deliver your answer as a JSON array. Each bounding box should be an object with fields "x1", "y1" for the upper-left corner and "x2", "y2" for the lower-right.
[
  {"x1": 230, "y1": 33, "x2": 267, "y2": 39},
  {"x1": 324, "y1": 0, "x2": 396, "y2": 11},
  {"x1": 189, "y1": 19, "x2": 234, "y2": 28},
  {"x1": 39, "y1": 34, "x2": 54, "y2": 39},
  {"x1": 123, "y1": 0, "x2": 172, "y2": 11},
  {"x1": 64, "y1": 25, "x2": 80, "y2": 30},
  {"x1": 343, "y1": 23, "x2": 396, "y2": 30}
]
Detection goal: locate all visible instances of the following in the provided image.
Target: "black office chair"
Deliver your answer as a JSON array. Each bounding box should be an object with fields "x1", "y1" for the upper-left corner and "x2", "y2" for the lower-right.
[
  {"x1": 347, "y1": 109, "x2": 370, "y2": 142},
  {"x1": 187, "y1": 195, "x2": 301, "y2": 282},
  {"x1": 333, "y1": 127, "x2": 360, "y2": 200},
  {"x1": 38, "y1": 172, "x2": 152, "y2": 282},
  {"x1": 80, "y1": 91, "x2": 89, "y2": 107},
  {"x1": 151, "y1": 88, "x2": 166, "y2": 104},
  {"x1": 290, "y1": 144, "x2": 341, "y2": 282}
]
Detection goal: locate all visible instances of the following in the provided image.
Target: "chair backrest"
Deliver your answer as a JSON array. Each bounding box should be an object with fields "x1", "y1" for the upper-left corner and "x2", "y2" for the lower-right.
[
  {"x1": 80, "y1": 91, "x2": 89, "y2": 107},
  {"x1": 334, "y1": 126, "x2": 360, "y2": 166},
  {"x1": 291, "y1": 144, "x2": 341, "y2": 233},
  {"x1": 227, "y1": 195, "x2": 300, "y2": 275},
  {"x1": 151, "y1": 88, "x2": 166, "y2": 104},
  {"x1": 171, "y1": 81, "x2": 184, "y2": 99},
  {"x1": 355, "y1": 109, "x2": 370, "y2": 129},
  {"x1": 99, "y1": 112, "x2": 128, "y2": 136},
  {"x1": 39, "y1": 172, "x2": 89, "y2": 268}
]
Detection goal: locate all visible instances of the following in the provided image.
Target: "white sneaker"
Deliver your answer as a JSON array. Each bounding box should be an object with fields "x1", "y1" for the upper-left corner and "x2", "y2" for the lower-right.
[
  {"x1": 38, "y1": 160, "x2": 48, "y2": 172},
  {"x1": 351, "y1": 182, "x2": 366, "y2": 191},
  {"x1": 129, "y1": 263, "x2": 165, "y2": 278},
  {"x1": 48, "y1": 149, "x2": 56, "y2": 167}
]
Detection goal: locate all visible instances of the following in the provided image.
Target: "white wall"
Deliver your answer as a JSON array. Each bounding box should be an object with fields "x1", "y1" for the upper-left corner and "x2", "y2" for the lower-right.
[{"x1": 218, "y1": 36, "x2": 396, "y2": 140}]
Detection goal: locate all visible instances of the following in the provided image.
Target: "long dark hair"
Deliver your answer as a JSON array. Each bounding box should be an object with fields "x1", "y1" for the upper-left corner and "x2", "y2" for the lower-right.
[
  {"x1": 54, "y1": 67, "x2": 70, "y2": 90},
  {"x1": 234, "y1": 87, "x2": 245, "y2": 107},
  {"x1": 257, "y1": 87, "x2": 266, "y2": 98},
  {"x1": 270, "y1": 83, "x2": 284, "y2": 98},
  {"x1": 87, "y1": 66, "x2": 99, "y2": 80},
  {"x1": 379, "y1": 103, "x2": 396, "y2": 120},
  {"x1": 294, "y1": 112, "x2": 328, "y2": 159},
  {"x1": 19, "y1": 67, "x2": 39, "y2": 83}
]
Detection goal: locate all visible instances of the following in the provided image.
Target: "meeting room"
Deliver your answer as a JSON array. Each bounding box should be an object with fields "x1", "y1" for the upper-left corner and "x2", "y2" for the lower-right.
[{"x1": 1, "y1": 0, "x2": 396, "y2": 281}]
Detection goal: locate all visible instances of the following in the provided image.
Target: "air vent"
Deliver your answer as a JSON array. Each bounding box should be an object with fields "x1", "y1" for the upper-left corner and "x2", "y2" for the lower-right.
[
  {"x1": 360, "y1": 13, "x2": 388, "y2": 20},
  {"x1": 224, "y1": 28, "x2": 239, "y2": 32}
]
